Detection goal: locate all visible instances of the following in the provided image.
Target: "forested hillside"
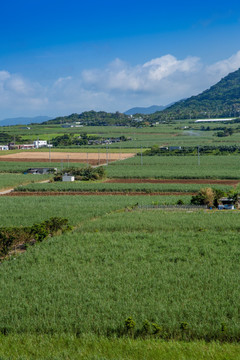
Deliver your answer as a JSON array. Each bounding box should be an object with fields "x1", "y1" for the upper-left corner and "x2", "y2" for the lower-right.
[{"x1": 149, "y1": 68, "x2": 240, "y2": 121}]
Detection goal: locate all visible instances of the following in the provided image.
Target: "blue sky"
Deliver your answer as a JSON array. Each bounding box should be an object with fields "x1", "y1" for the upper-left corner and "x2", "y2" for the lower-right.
[{"x1": 0, "y1": 0, "x2": 240, "y2": 119}]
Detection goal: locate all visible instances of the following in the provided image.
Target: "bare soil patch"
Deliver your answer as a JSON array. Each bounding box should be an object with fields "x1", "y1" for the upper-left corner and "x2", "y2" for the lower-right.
[
  {"x1": 105, "y1": 179, "x2": 239, "y2": 186},
  {"x1": 0, "y1": 152, "x2": 135, "y2": 163}
]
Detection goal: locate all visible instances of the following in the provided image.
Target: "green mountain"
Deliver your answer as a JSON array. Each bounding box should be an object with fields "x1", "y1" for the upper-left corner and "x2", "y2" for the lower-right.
[
  {"x1": 0, "y1": 116, "x2": 53, "y2": 127},
  {"x1": 149, "y1": 68, "x2": 240, "y2": 121},
  {"x1": 42, "y1": 111, "x2": 133, "y2": 126},
  {"x1": 124, "y1": 104, "x2": 172, "y2": 115}
]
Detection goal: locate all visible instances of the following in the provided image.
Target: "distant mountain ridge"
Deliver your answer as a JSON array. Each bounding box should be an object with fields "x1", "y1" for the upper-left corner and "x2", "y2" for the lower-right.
[
  {"x1": 124, "y1": 104, "x2": 171, "y2": 115},
  {"x1": 0, "y1": 116, "x2": 53, "y2": 126},
  {"x1": 149, "y1": 68, "x2": 240, "y2": 121}
]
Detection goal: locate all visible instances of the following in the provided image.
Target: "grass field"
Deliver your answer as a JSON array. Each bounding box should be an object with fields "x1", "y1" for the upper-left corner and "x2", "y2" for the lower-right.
[
  {"x1": 0, "y1": 335, "x2": 240, "y2": 359},
  {"x1": 0, "y1": 197, "x2": 239, "y2": 342},
  {"x1": 107, "y1": 155, "x2": 240, "y2": 179},
  {"x1": 14, "y1": 181, "x2": 233, "y2": 193},
  {"x1": 0, "y1": 195, "x2": 190, "y2": 226}
]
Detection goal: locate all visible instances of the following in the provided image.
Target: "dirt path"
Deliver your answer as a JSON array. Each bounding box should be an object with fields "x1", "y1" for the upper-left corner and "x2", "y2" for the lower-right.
[{"x1": 0, "y1": 180, "x2": 50, "y2": 196}]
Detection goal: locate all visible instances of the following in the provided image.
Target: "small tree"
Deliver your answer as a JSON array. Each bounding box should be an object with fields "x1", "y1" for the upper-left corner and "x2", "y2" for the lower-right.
[
  {"x1": 191, "y1": 187, "x2": 215, "y2": 208},
  {"x1": 124, "y1": 316, "x2": 136, "y2": 337}
]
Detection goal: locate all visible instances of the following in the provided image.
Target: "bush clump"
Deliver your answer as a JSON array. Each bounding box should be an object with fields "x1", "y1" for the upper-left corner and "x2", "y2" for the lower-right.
[
  {"x1": 54, "y1": 166, "x2": 106, "y2": 181},
  {"x1": 0, "y1": 217, "x2": 72, "y2": 258}
]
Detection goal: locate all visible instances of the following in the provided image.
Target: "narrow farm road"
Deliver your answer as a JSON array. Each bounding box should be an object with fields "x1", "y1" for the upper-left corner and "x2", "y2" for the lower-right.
[{"x1": 0, "y1": 179, "x2": 50, "y2": 196}]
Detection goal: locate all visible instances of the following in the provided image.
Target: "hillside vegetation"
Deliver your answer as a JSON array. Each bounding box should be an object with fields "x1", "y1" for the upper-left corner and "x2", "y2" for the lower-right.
[{"x1": 149, "y1": 68, "x2": 240, "y2": 120}]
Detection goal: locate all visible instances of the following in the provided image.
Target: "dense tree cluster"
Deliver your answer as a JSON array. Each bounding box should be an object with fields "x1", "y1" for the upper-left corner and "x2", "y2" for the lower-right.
[
  {"x1": 0, "y1": 132, "x2": 22, "y2": 144},
  {"x1": 42, "y1": 111, "x2": 134, "y2": 126},
  {"x1": 143, "y1": 144, "x2": 240, "y2": 156}
]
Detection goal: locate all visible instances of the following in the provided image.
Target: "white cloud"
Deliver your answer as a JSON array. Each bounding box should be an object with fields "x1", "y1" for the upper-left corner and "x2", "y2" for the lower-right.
[
  {"x1": 207, "y1": 51, "x2": 240, "y2": 78},
  {"x1": 1, "y1": 51, "x2": 240, "y2": 118},
  {"x1": 82, "y1": 55, "x2": 202, "y2": 93},
  {"x1": 53, "y1": 76, "x2": 72, "y2": 87}
]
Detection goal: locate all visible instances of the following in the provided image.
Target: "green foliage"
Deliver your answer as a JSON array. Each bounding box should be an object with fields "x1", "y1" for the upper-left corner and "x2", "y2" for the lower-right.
[
  {"x1": 42, "y1": 111, "x2": 133, "y2": 126},
  {"x1": 191, "y1": 187, "x2": 230, "y2": 208},
  {"x1": 141, "y1": 320, "x2": 151, "y2": 336},
  {"x1": 143, "y1": 144, "x2": 240, "y2": 156},
  {"x1": 152, "y1": 323, "x2": 162, "y2": 336},
  {"x1": 125, "y1": 317, "x2": 136, "y2": 336},
  {"x1": 0, "y1": 217, "x2": 72, "y2": 258},
  {"x1": 0, "y1": 132, "x2": 22, "y2": 144},
  {"x1": 0, "y1": 232, "x2": 14, "y2": 256},
  {"x1": 53, "y1": 166, "x2": 106, "y2": 181},
  {"x1": 176, "y1": 199, "x2": 184, "y2": 205},
  {"x1": 191, "y1": 188, "x2": 215, "y2": 207},
  {"x1": 180, "y1": 322, "x2": 189, "y2": 331}
]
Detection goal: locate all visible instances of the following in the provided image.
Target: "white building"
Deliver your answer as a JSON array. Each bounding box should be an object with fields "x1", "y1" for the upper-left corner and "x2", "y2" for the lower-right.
[
  {"x1": 62, "y1": 174, "x2": 75, "y2": 182},
  {"x1": 34, "y1": 140, "x2": 48, "y2": 148},
  {"x1": 0, "y1": 145, "x2": 9, "y2": 150}
]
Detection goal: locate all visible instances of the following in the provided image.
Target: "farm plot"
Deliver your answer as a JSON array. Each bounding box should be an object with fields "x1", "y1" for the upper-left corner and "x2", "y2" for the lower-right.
[
  {"x1": 106, "y1": 155, "x2": 240, "y2": 179},
  {"x1": 0, "y1": 195, "x2": 189, "y2": 226},
  {"x1": 0, "y1": 151, "x2": 135, "y2": 165},
  {"x1": 0, "y1": 201, "x2": 239, "y2": 341}
]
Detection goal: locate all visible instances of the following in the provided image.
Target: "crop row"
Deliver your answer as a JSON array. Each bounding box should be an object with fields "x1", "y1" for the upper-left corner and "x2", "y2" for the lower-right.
[{"x1": 14, "y1": 182, "x2": 233, "y2": 193}]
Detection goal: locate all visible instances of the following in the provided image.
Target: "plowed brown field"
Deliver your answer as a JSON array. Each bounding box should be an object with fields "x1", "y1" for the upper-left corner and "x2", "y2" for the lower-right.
[{"x1": 0, "y1": 152, "x2": 135, "y2": 163}]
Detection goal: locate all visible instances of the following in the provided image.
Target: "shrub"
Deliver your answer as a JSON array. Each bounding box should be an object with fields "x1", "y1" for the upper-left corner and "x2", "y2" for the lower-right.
[
  {"x1": 152, "y1": 323, "x2": 162, "y2": 336},
  {"x1": 55, "y1": 166, "x2": 106, "y2": 181},
  {"x1": 0, "y1": 217, "x2": 72, "y2": 259},
  {"x1": 191, "y1": 187, "x2": 215, "y2": 207},
  {"x1": 141, "y1": 320, "x2": 151, "y2": 336},
  {"x1": 124, "y1": 317, "x2": 136, "y2": 336}
]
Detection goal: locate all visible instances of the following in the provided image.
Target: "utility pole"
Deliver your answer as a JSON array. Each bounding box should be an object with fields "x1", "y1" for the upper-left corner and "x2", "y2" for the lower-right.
[
  {"x1": 198, "y1": 145, "x2": 200, "y2": 166},
  {"x1": 141, "y1": 145, "x2": 143, "y2": 166},
  {"x1": 49, "y1": 141, "x2": 51, "y2": 163},
  {"x1": 106, "y1": 144, "x2": 108, "y2": 165}
]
